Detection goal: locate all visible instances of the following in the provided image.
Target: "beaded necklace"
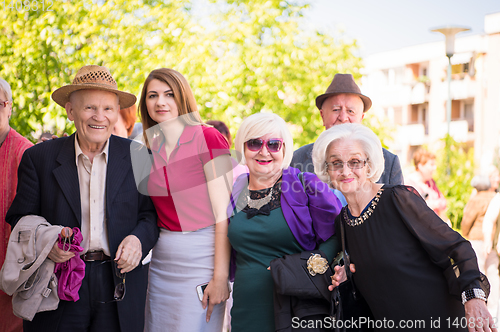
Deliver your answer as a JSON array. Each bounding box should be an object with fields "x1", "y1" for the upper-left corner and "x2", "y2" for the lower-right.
[{"x1": 343, "y1": 189, "x2": 384, "y2": 227}]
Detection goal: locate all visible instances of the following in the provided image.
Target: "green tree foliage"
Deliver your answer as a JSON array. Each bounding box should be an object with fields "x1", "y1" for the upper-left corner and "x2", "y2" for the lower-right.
[
  {"x1": 435, "y1": 135, "x2": 475, "y2": 230},
  {"x1": 0, "y1": 0, "x2": 192, "y2": 141},
  {"x1": 0, "y1": 0, "x2": 361, "y2": 145}
]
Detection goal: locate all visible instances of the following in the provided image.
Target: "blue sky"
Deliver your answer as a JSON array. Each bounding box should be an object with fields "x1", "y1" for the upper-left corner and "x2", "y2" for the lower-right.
[{"x1": 303, "y1": 0, "x2": 500, "y2": 56}]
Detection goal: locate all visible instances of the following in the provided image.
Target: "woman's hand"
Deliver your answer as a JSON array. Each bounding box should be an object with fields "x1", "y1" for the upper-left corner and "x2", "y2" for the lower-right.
[
  {"x1": 202, "y1": 277, "x2": 230, "y2": 323},
  {"x1": 37, "y1": 132, "x2": 68, "y2": 144},
  {"x1": 464, "y1": 299, "x2": 497, "y2": 332},
  {"x1": 328, "y1": 263, "x2": 356, "y2": 291}
]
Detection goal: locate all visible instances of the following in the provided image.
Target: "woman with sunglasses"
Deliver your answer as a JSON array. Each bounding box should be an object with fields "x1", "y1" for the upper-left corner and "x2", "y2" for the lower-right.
[
  {"x1": 227, "y1": 113, "x2": 342, "y2": 332},
  {"x1": 136, "y1": 68, "x2": 233, "y2": 332},
  {"x1": 312, "y1": 123, "x2": 494, "y2": 331}
]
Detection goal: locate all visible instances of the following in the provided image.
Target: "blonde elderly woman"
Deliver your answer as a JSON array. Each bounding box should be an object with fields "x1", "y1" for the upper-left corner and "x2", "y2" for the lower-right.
[
  {"x1": 312, "y1": 123, "x2": 494, "y2": 332},
  {"x1": 226, "y1": 113, "x2": 341, "y2": 332}
]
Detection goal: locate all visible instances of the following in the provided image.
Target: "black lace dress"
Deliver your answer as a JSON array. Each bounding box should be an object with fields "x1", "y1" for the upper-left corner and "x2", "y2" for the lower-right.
[{"x1": 337, "y1": 185, "x2": 482, "y2": 331}]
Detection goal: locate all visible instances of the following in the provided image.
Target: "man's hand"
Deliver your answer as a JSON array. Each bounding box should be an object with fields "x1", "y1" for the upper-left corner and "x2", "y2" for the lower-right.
[
  {"x1": 47, "y1": 242, "x2": 75, "y2": 263},
  {"x1": 115, "y1": 235, "x2": 142, "y2": 273}
]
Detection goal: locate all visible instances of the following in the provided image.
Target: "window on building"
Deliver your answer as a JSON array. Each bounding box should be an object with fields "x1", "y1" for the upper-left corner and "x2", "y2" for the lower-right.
[
  {"x1": 410, "y1": 105, "x2": 419, "y2": 123},
  {"x1": 450, "y1": 99, "x2": 475, "y2": 132},
  {"x1": 464, "y1": 100, "x2": 474, "y2": 132},
  {"x1": 408, "y1": 63, "x2": 419, "y2": 80},
  {"x1": 451, "y1": 63, "x2": 469, "y2": 75},
  {"x1": 408, "y1": 103, "x2": 429, "y2": 134},
  {"x1": 451, "y1": 100, "x2": 461, "y2": 119}
]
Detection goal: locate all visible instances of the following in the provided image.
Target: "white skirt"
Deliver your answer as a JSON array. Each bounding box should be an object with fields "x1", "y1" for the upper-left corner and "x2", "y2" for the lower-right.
[{"x1": 144, "y1": 226, "x2": 225, "y2": 332}]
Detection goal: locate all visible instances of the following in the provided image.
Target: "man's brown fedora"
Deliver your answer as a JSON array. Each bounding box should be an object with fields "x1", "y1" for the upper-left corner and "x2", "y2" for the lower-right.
[
  {"x1": 52, "y1": 65, "x2": 136, "y2": 109},
  {"x1": 315, "y1": 74, "x2": 372, "y2": 112}
]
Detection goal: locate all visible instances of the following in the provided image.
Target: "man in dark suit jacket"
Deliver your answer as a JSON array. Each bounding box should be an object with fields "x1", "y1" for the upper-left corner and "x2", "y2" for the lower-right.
[
  {"x1": 291, "y1": 74, "x2": 403, "y2": 187},
  {"x1": 6, "y1": 65, "x2": 158, "y2": 332}
]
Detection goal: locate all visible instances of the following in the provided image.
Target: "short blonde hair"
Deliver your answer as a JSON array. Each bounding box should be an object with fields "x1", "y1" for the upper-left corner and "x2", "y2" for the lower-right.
[
  {"x1": 234, "y1": 113, "x2": 293, "y2": 169},
  {"x1": 312, "y1": 123, "x2": 384, "y2": 185}
]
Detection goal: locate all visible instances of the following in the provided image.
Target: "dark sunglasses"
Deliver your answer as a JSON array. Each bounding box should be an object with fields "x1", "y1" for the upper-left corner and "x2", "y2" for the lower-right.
[
  {"x1": 245, "y1": 138, "x2": 283, "y2": 153},
  {"x1": 97, "y1": 261, "x2": 126, "y2": 304}
]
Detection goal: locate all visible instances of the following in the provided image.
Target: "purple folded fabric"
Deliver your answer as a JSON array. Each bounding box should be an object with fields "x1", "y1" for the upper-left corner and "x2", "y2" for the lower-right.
[{"x1": 54, "y1": 228, "x2": 85, "y2": 302}]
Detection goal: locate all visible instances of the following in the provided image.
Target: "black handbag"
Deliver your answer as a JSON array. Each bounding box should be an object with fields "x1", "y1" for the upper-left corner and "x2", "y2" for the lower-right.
[{"x1": 331, "y1": 216, "x2": 374, "y2": 332}]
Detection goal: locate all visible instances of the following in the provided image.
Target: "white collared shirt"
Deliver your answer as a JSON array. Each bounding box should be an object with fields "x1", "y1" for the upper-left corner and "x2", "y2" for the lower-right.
[{"x1": 75, "y1": 135, "x2": 110, "y2": 256}]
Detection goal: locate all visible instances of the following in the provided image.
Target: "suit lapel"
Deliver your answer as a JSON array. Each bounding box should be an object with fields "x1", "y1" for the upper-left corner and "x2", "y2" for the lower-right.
[
  {"x1": 53, "y1": 134, "x2": 82, "y2": 224},
  {"x1": 106, "y1": 136, "x2": 130, "y2": 207}
]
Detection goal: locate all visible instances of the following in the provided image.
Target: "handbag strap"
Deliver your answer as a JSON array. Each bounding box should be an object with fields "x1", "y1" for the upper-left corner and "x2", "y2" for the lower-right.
[
  {"x1": 339, "y1": 208, "x2": 358, "y2": 298},
  {"x1": 298, "y1": 172, "x2": 305, "y2": 190}
]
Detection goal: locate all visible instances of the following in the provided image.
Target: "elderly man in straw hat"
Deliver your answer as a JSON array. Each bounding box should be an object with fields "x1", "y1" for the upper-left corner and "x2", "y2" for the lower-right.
[
  {"x1": 291, "y1": 74, "x2": 403, "y2": 201},
  {"x1": 6, "y1": 65, "x2": 158, "y2": 332}
]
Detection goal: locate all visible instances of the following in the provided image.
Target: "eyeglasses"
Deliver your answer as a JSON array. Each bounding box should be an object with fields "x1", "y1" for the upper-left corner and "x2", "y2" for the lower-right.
[
  {"x1": 245, "y1": 138, "x2": 283, "y2": 153},
  {"x1": 325, "y1": 159, "x2": 367, "y2": 172},
  {"x1": 0, "y1": 100, "x2": 9, "y2": 108},
  {"x1": 97, "y1": 261, "x2": 126, "y2": 303}
]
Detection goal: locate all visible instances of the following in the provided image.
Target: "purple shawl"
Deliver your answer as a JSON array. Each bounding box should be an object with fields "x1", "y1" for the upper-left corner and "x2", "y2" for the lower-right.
[{"x1": 227, "y1": 166, "x2": 342, "y2": 279}]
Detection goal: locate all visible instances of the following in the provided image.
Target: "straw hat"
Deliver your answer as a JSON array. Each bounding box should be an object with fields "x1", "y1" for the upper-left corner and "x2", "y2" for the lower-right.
[
  {"x1": 315, "y1": 74, "x2": 372, "y2": 112},
  {"x1": 52, "y1": 65, "x2": 136, "y2": 108}
]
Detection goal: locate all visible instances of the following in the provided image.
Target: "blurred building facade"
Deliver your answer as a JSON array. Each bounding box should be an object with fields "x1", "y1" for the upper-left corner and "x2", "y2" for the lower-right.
[{"x1": 361, "y1": 12, "x2": 500, "y2": 171}]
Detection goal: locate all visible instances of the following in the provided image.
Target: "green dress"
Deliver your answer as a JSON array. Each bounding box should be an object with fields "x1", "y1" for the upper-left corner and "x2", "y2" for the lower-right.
[{"x1": 228, "y1": 182, "x2": 337, "y2": 332}]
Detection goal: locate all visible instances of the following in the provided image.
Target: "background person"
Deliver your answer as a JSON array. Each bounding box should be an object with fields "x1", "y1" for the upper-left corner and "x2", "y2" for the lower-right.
[
  {"x1": 312, "y1": 123, "x2": 494, "y2": 331},
  {"x1": 6, "y1": 65, "x2": 159, "y2": 332},
  {"x1": 487, "y1": 165, "x2": 500, "y2": 193},
  {"x1": 405, "y1": 147, "x2": 448, "y2": 219},
  {"x1": 482, "y1": 166, "x2": 500, "y2": 319},
  {"x1": 227, "y1": 113, "x2": 341, "y2": 332},
  {"x1": 0, "y1": 77, "x2": 32, "y2": 332},
  {"x1": 462, "y1": 175, "x2": 498, "y2": 317},
  {"x1": 207, "y1": 119, "x2": 248, "y2": 186},
  {"x1": 113, "y1": 104, "x2": 137, "y2": 139},
  {"x1": 206, "y1": 120, "x2": 232, "y2": 146},
  {"x1": 137, "y1": 68, "x2": 232, "y2": 332}
]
